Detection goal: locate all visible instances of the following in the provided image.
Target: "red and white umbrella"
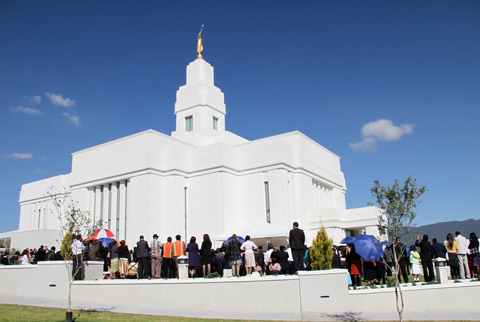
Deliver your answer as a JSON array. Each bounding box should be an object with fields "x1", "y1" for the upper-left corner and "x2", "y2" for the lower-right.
[{"x1": 92, "y1": 228, "x2": 115, "y2": 239}]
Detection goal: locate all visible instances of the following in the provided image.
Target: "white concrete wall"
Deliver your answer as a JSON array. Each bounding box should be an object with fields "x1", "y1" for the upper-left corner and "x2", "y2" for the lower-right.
[
  {"x1": 0, "y1": 261, "x2": 103, "y2": 299},
  {"x1": 2, "y1": 266, "x2": 479, "y2": 320},
  {"x1": 348, "y1": 282, "x2": 480, "y2": 312}
]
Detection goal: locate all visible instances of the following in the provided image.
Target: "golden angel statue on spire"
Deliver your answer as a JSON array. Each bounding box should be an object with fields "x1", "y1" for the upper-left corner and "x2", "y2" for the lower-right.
[{"x1": 197, "y1": 25, "x2": 204, "y2": 59}]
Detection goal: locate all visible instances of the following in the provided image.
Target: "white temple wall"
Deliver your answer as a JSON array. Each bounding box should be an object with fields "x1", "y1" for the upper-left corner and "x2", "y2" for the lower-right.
[
  {"x1": 266, "y1": 168, "x2": 294, "y2": 229},
  {"x1": 155, "y1": 175, "x2": 188, "y2": 243},
  {"x1": 238, "y1": 172, "x2": 267, "y2": 226},
  {"x1": 290, "y1": 172, "x2": 314, "y2": 244},
  {"x1": 332, "y1": 187, "x2": 347, "y2": 209},
  {"x1": 187, "y1": 171, "x2": 239, "y2": 241},
  {"x1": 124, "y1": 174, "x2": 151, "y2": 243}
]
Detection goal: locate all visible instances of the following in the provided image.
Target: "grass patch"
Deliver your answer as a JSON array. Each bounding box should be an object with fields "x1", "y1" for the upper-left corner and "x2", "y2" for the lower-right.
[
  {"x1": 0, "y1": 304, "x2": 284, "y2": 322},
  {"x1": 0, "y1": 304, "x2": 474, "y2": 322}
]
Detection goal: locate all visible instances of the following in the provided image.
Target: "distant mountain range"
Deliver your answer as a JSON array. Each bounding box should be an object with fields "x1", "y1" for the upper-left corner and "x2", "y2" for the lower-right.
[{"x1": 408, "y1": 219, "x2": 480, "y2": 243}]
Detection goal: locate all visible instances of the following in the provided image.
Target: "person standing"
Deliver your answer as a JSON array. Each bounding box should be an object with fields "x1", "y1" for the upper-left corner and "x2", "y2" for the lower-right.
[
  {"x1": 289, "y1": 222, "x2": 305, "y2": 273},
  {"x1": 240, "y1": 235, "x2": 257, "y2": 275},
  {"x1": 136, "y1": 235, "x2": 151, "y2": 279},
  {"x1": 46, "y1": 246, "x2": 56, "y2": 261},
  {"x1": 383, "y1": 245, "x2": 394, "y2": 276},
  {"x1": 151, "y1": 234, "x2": 162, "y2": 278},
  {"x1": 162, "y1": 237, "x2": 174, "y2": 278},
  {"x1": 431, "y1": 238, "x2": 447, "y2": 259},
  {"x1": 415, "y1": 234, "x2": 435, "y2": 282},
  {"x1": 200, "y1": 234, "x2": 213, "y2": 277},
  {"x1": 227, "y1": 234, "x2": 242, "y2": 276},
  {"x1": 108, "y1": 240, "x2": 119, "y2": 279},
  {"x1": 187, "y1": 236, "x2": 200, "y2": 278},
  {"x1": 468, "y1": 232, "x2": 480, "y2": 278},
  {"x1": 34, "y1": 245, "x2": 46, "y2": 263},
  {"x1": 71, "y1": 235, "x2": 85, "y2": 280},
  {"x1": 455, "y1": 231, "x2": 471, "y2": 279},
  {"x1": 173, "y1": 235, "x2": 186, "y2": 277},
  {"x1": 117, "y1": 240, "x2": 130, "y2": 279},
  {"x1": 409, "y1": 245, "x2": 422, "y2": 282},
  {"x1": 445, "y1": 233, "x2": 460, "y2": 279},
  {"x1": 346, "y1": 243, "x2": 362, "y2": 286}
]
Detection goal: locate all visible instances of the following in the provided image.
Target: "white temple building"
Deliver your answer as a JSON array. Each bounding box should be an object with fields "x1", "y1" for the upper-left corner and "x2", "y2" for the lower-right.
[{"x1": 11, "y1": 55, "x2": 379, "y2": 250}]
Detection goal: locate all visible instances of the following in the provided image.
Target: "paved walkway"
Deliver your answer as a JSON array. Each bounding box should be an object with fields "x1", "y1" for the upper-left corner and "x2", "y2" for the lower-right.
[{"x1": 1, "y1": 294, "x2": 480, "y2": 321}]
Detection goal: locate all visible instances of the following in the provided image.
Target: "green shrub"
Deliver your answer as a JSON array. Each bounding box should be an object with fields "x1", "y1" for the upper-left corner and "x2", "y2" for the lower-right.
[
  {"x1": 310, "y1": 226, "x2": 333, "y2": 271},
  {"x1": 205, "y1": 272, "x2": 222, "y2": 279}
]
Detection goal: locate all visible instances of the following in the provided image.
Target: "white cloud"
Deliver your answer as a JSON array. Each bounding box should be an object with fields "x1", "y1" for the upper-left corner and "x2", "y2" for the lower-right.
[
  {"x1": 361, "y1": 119, "x2": 414, "y2": 141},
  {"x1": 349, "y1": 137, "x2": 378, "y2": 151},
  {"x1": 2, "y1": 152, "x2": 33, "y2": 159},
  {"x1": 33, "y1": 168, "x2": 47, "y2": 175},
  {"x1": 31, "y1": 95, "x2": 42, "y2": 104},
  {"x1": 350, "y1": 119, "x2": 415, "y2": 152},
  {"x1": 62, "y1": 112, "x2": 81, "y2": 126},
  {"x1": 10, "y1": 105, "x2": 43, "y2": 115},
  {"x1": 45, "y1": 92, "x2": 75, "y2": 107}
]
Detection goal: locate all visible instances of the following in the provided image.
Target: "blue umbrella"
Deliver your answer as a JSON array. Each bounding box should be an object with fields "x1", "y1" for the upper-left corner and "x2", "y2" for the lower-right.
[
  {"x1": 340, "y1": 237, "x2": 356, "y2": 244},
  {"x1": 381, "y1": 241, "x2": 390, "y2": 246},
  {"x1": 353, "y1": 235, "x2": 384, "y2": 261},
  {"x1": 225, "y1": 236, "x2": 245, "y2": 244},
  {"x1": 99, "y1": 237, "x2": 116, "y2": 248}
]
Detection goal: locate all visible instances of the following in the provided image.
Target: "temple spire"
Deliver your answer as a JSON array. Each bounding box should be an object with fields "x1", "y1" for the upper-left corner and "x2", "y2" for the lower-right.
[{"x1": 197, "y1": 25, "x2": 204, "y2": 59}]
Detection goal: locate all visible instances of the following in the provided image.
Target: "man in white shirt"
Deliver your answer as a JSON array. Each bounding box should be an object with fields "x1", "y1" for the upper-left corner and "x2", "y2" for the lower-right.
[
  {"x1": 455, "y1": 231, "x2": 471, "y2": 279},
  {"x1": 71, "y1": 234, "x2": 85, "y2": 280},
  {"x1": 264, "y1": 244, "x2": 274, "y2": 274}
]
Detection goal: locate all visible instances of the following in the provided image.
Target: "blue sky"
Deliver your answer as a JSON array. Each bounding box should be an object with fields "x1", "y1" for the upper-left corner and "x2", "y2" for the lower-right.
[{"x1": 1, "y1": 1, "x2": 479, "y2": 233}]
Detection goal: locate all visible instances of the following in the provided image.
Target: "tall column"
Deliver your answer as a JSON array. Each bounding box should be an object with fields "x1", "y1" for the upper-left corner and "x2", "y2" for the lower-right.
[
  {"x1": 325, "y1": 187, "x2": 332, "y2": 208},
  {"x1": 110, "y1": 182, "x2": 118, "y2": 239},
  {"x1": 118, "y1": 181, "x2": 127, "y2": 242},
  {"x1": 31, "y1": 203, "x2": 37, "y2": 230},
  {"x1": 94, "y1": 186, "x2": 102, "y2": 225},
  {"x1": 42, "y1": 200, "x2": 47, "y2": 229},
  {"x1": 102, "y1": 184, "x2": 111, "y2": 229},
  {"x1": 88, "y1": 188, "x2": 95, "y2": 225}
]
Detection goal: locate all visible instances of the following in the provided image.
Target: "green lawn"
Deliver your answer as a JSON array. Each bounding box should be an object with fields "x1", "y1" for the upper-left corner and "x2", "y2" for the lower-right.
[
  {"x1": 0, "y1": 304, "x2": 474, "y2": 322},
  {"x1": 0, "y1": 304, "x2": 286, "y2": 322}
]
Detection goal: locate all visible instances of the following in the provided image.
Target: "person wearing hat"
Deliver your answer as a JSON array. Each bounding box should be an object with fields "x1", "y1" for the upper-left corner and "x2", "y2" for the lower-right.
[{"x1": 151, "y1": 234, "x2": 162, "y2": 278}]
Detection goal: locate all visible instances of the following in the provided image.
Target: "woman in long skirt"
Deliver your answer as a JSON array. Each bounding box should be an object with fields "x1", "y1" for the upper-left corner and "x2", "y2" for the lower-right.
[{"x1": 241, "y1": 235, "x2": 258, "y2": 275}]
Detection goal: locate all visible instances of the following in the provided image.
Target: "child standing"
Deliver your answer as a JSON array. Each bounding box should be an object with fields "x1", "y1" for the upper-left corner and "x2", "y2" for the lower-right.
[{"x1": 409, "y1": 245, "x2": 422, "y2": 282}]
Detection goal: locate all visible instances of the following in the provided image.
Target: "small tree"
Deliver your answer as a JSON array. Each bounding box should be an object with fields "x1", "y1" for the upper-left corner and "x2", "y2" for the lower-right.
[
  {"x1": 310, "y1": 226, "x2": 333, "y2": 270},
  {"x1": 369, "y1": 176, "x2": 426, "y2": 322},
  {"x1": 49, "y1": 187, "x2": 99, "y2": 322}
]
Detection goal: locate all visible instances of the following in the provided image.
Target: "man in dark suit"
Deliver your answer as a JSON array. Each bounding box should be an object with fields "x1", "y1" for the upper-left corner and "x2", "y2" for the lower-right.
[
  {"x1": 289, "y1": 222, "x2": 305, "y2": 273},
  {"x1": 431, "y1": 238, "x2": 447, "y2": 259},
  {"x1": 136, "y1": 235, "x2": 151, "y2": 279},
  {"x1": 415, "y1": 234, "x2": 435, "y2": 282}
]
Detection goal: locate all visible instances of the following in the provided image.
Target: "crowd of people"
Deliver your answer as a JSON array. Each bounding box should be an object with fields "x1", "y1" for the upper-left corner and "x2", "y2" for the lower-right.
[
  {"x1": 3, "y1": 226, "x2": 478, "y2": 286},
  {"x1": 344, "y1": 231, "x2": 480, "y2": 286},
  {"x1": 0, "y1": 245, "x2": 61, "y2": 266},
  {"x1": 99, "y1": 221, "x2": 309, "y2": 279},
  {"x1": 0, "y1": 222, "x2": 310, "y2": 280}
]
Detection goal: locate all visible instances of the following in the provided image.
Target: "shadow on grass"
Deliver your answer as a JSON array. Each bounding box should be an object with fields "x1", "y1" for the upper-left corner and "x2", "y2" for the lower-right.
[{"x1": 321, "y1": 311, "x2": 367, "y2": 321}]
